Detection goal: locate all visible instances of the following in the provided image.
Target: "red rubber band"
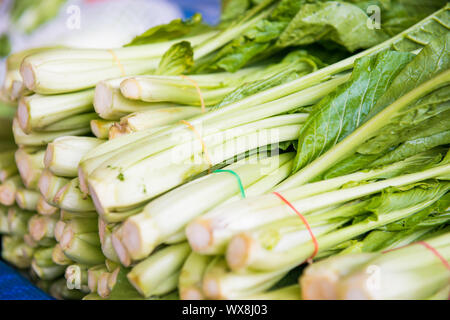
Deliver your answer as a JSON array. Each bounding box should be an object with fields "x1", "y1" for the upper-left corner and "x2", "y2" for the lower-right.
[
  {"x1": 383, "y1": 241, "x2": 450, "y2": 270},
  {"x1": 272, "y1": 191, "x2": 318, "y2": 262},
  {"x1": 416, "y1": 241, "x2": 450, "y2": 271}
]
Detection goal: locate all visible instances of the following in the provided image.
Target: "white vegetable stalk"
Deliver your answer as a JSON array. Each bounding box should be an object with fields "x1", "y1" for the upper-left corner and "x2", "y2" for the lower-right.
[
  {"x1": 54, "y1": 220, "x2": 66, "y2": 243},
  {"x1": 53, "y1": 178, "x2": 96, "y2": 212},
  {"x1": 15, "y1": 148, "x2": 45, "y2": 190},
  {"x1": 98, "y1": 219, "x2": 120, "y2": 263},
  {"x1": 59, "y1": 210, "x2": 97, "y2": 221},
  {"x1": 10, "y1": 80, "x2": 30, "y2": 102},
  {"x1": 94, "y1": 78, "x2": 180, "y2": 120},
  {"x1": 17, "y1": 90, "x2": 94, "y2": 133},
  {"x1": 337, "y1": 233, "x2": 450, "y2": 300},
  {"x1": 120, "y1": 77, "x2": 233, "y2": 106},
  {"x1": 120, "y1": 107, "x2": 204, "y2": 132},
  {"x1": 127, "y1": 242, "x2": 191, "y2": 298},
  {"x1": 37, "y1": 169, "x2": 69, "y2": 205},
  {"x1": 300, "y1": 253, "x2": 378, "y2": 300},
  {"x1": 59, "y1": 231, "x2": 104, "y2": 265},
  {"x1": 79, "y1": 74, "x2": 346, "y2": 196},
  {"x1": 202, "y1": 257, "x2": 286, "y2": 300},
  {"x1": 88, "y1": 122, "x2": 301, "y2": 214},
  {"x1": 13, "y1": 118, "x2": 92, "y2": 147},
  {"x1": 44, "y1": 136, "x2": 103, "y2": 177},
  {"x1": 15, "y1": 188, "x2": 40, "y2": 211},
  {"x1": 36, "y1": 196, "x2": 58, "y2": 216},
  {"x1": 179, "y1": 252, "x2": 214, "y2": 300},
  {"x1": 0, "y1": 175, "x2": 23, "y2": 206},
  {"x1": 120, "y1": 153, "x2": 294, "y2": 261},
  {"x1": 186, "y1": 164, "x2": 450, "y2": 255},
  {"x1": 88, "y1": 265, "x2": 108, "y2": 293},
  {"x1": 36, "y1": 113, "x2": 98, "y2": 132},
  {"x1": 225, "y1": 217, "x2": 348, "y2": 272},
  {"x1": 19, "y1": 32, "x2": 216, "y2": 94},
  {"x1": 86, "y1": 112, "x2": 307, "y2": 198},
  {"x1": 99, "y1": 205, "x2": 145, "y2": 225},
  {"x1": 237, "y1": 184, "x2": 449, "y2": 272},
  {"x1": 90, "y1": 120, "x2": 115, "y2": 139}
]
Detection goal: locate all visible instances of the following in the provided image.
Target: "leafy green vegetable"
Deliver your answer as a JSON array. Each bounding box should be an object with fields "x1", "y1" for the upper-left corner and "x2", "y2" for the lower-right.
[
  {"x1": 288, "y1": 31, "x2": 450, "y2": 186},
  {"x1": 198, "y1": 0, "x2": 447, "y2": 72},
  {"x1": 277, "y1": 1, "x2": 389, "y2": 51},
  {"x1": 214, "y1": 50, "x2": 323, "y2": 108},
  {"x1": 126, "y1": 13, "x2": 210, "y2": 46},
  {"x1": 293, "y1": 50, "x2": 414, "y2": 172},
  {"x1": 155, "y1": 41, "x2": 194, "y2": 75}
]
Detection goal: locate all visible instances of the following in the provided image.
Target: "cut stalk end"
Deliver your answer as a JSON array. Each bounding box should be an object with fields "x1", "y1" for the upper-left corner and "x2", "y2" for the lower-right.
[
  {"x1": 20, "y1": 62, "x2": 36, "y2": 91},
  {"x1": 17, "y1": 99, "x2": 30, "y2": 133},
  {"x1": 54, "y1": 220, "x2": 66, "y2": 242},
  {"x1": 94, "y1": 82, "x2": 114, "y2": 117},
  {"x1": 0, "y1": 185, "x2": 15, "y2": 206},
  {"x1": 186, "y1": 220, "x2": 213, "y2": 253},
  {"x1": 97, "y1": 272, "x2": 111, "y2": 298},
  {"x1": 111, "y1": 232, "x2": 131, "y2": 267},
  {"x1": 29, "y1": 216, "x2": 47, "y2": 241},
  {"x1": 122, "y1": 217, "x2": 159, "y2": 260},
  {"x1": 300, "y1": 271, "x2": 340, "y2": 300},
  {"x1": 120, "y1": 78, "x2": 142, "y2": 100},
  {"x1": 226, "y1": 233, "x2": 253, "y2": 271},
  {"x1": 180, "y1": 287, "x2": 205, "y2": 300},
  {"x1": 202, "y1": 276, "x2": 221, "y2": 300}
]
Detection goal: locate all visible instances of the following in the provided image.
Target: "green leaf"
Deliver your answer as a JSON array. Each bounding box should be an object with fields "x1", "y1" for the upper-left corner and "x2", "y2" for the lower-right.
[
  {"x1": 372, "y1": 130, "x2": 450, "y2": 167},
  {"x1": 323, "y1": 148, "x2": 445, "y2": 179},
  {"x1": 214, "y1": 50, "x2": 322, "y2": 108},
  {"x1": 349, "y1": 0, "x2": 448, "y2": 36},
  {"x1": 381, "y1": 193, "x2": 450, "y2": 231},
  {"x1": 220, "y1": 0, "x2": 252, "y2": 23},
  {"x1": 367, "y1": 182, "x2": 450, "y2": 219},
  {"x1": 126, "y1": 13, "x2": 209, "y2": 46},
  {"x1": 198, "y1": 0, "x2": 304, "y2": 72},
  {"x1": 292, "y1": 50, "x2": 414, "y2": 173},
  {"x1": 277, "y1": 1, "x2": 389, "y2": 52},
  {"x1": 155, "y1": 41, "x2": 194, "y2": 75}
]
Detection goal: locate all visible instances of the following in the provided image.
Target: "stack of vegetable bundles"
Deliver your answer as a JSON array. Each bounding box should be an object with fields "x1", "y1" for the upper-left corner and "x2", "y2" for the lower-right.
[{"x1": 0, "y1": 0, "x2": 449, "y2": 300}]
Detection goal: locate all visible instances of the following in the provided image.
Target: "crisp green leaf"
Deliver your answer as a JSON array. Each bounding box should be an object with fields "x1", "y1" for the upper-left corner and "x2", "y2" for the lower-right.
[
  {"x1": 155, "y1": 41, "x2": 194, "y2": 75},
  {"x1": 277, "y1": 1, "x2": 389, "y2": 52},
  {"x1": 221, "y1": 0, "x2": 252, "y2": 23},
  {"x1": 126, "y1": 13, "x2": 209, "y2": 46},
  {"x1": 198, "y1": 0, "x2": 304, "y2": 72},
  {"x1": 214, "y1": 50, "x2": 322, "y2": 108},
  {"x1": 292, "y1": 50, "x2": 414, "y2": 172}
]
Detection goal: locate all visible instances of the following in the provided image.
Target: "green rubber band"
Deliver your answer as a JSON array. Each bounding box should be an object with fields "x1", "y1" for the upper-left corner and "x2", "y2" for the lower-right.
[{"x1": 213, "y1": 169, "x2": 246, "y2": 198}]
